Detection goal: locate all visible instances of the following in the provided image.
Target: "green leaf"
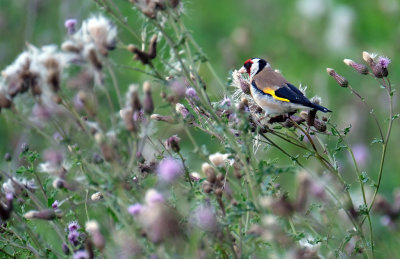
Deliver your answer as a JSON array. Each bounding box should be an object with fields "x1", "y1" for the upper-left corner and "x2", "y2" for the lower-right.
[
  {"x1": 343, "y1": 124, "x2": 352, "y2": 135},
  {"x1": 16, "y1": 166, "x2": 26, "y2": 174},
  {"x1": 47, "y1": 197, "x2": 55, "y2": 207}
]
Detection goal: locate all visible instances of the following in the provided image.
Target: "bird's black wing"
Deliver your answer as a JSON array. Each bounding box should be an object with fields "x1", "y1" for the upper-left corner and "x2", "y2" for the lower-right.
[
  {"x1": 274, "y1": 84, "x2": 310, "y2": 106},
  {"x1": 274, "y1": 83, "x2": 331, "y2": 112}
]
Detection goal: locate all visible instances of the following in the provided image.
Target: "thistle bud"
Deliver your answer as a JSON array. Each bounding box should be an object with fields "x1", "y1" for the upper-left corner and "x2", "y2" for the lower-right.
[
  {"x1": 214, "y1": 188, "x2": 223, "y2": 197},
  {"x1": 143, "y1": 81, "x2": 154, "y2": 115},
  {"x1": 52, "y1": 178, "x2": 75, "y2": 190},
  {"x1": 4, "y1": 153, "x2": 12, "y2": 162},
  {"x1": 314, "y1": 119, "x2": 327, "y2": 132},
  {"x1": 128, "y1": 85, "x2": 142, "y2": 112},
  {"x1": 190, "y1": 172, "x2": 201, "y2": 181},
  {"x1": 299, "y1": 111, "x2": 308, "y2": 121},
  {"x1": 91, "y1": 192, "x2": 103, "y2": 201},
  {"x1": 202, "y1": 181, "x2": 212, "y2": 193},
  {"x1": 326, "y1": 68, "x2": 348, "y2": 88},
  {"x1": 209, "y1": 152, "x2": 229, "y2": 167},
  {"x1": 0, "y1": 193, "x2": 12, "y2": 220},
  {"x1": 343, "y1": 59, "x2": 369, "y2": 75},
  {"x1": 148, "y1": 34, "x2": 158, "y2": 59},
  {"x1": 86, "y1": 220, "x2": 105, "y2": 251},
  {"x1": 237, "y1": 98, "x2": 249, "y2": 113},
  {"x1": 175, "y1": 103, "x2": 194, "y2": 123},
  {"x1": 24, "y1": 209, "x2": 58, "y2": 220},
  {"x1": 87, "y1": 48, "x2": 102, "y2": 71},
  {"x1": 165, "y1": 135, "x2": 181, "y2": 153},
  {"x1": 362, "y1": 51, "x2": 375, "y2": 65},
  {"x1": 120, "y1": 108, "x2": 137, "y2": 132},
  {"x1": 202, "y1": 163, "x2": 216, "y2": 183},
  {"x1": 128, "y1": 45, "x2": 151, "y2": 65}
]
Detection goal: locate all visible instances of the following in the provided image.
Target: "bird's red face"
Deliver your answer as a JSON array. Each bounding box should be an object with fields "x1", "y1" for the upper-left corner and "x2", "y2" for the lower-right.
[{"x1": 243, "y1": 59, "x2": 253, "y2": 76}]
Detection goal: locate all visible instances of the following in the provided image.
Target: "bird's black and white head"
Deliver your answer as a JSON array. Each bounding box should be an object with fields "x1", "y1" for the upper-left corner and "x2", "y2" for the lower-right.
[{"x1": 239, "y1": 58, "x2": 270, "y2": 79}]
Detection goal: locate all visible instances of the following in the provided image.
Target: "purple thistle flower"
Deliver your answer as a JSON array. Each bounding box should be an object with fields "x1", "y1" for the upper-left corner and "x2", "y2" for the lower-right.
[
  {"x1": 5, "y1": 193, "x2": 13, "y2": 201},
  {"x1": 73, "y1": 94, "x2": 85, "y2": 110},
  {"x1": 53, "y1": 132, "x2": 64, "y2": 143},
  {"x1": 52, "y1": 200, "x2": 59, "y2": 209},
  {"x1": 220, "y1": 96, "x2": 231, "y2": 107},
  {"x1": 192, "y1": 204, "x2": 217, "y2": 231},
  {"x1": 64, "y1": 19, "x2": 78, "y2": 35},
  {"x1": 170, "y1": 79, "x2": 186, "y2": 99},
  {"x1": 73, "y1": 250, "x2": 89, "y2": 259},
  {"x1": 68, "y1": 230, "x2": 80, "y2": 246},
  {"x1": 68, "y1": 221, "x2": 80, "y2": 232},
  {"x1": 157, "y1": 157, "x2": 184, "y2": 183},
  {"x1": 32, "y1": 104, "x2": 52, "y2": 121},
  {"x1": 128, "y1": 203, "x2": 143, "y2": 216},
  {"x1": 145, "y1": 189, "x2": 165, "y2": 205},
  {"x1": 378, "y1": 56, "x2": 391, "y2": 69},
  {"x1": 185, "y1": 87, "x2": 199, "y2": 101}
]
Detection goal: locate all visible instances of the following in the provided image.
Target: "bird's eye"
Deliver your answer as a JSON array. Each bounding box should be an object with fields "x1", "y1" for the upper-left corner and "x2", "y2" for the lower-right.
[{"x1": 243, "y1": 59, "x2": 253, "y2": 69}]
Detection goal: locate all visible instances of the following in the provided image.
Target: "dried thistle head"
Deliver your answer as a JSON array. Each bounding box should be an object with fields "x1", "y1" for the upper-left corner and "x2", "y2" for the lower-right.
[
  {"x1": 326, "y1": 68, "x2": 348, "y2": 87},
  {"x1": 130, "y1": 0, "x2": 180, "y2": 18},
  {"x1": 343, "y1": 59, "x2": 369, "y2": 75},
  {"x1": 232, "y1": 69, "x2": 250, "y2": 95}
]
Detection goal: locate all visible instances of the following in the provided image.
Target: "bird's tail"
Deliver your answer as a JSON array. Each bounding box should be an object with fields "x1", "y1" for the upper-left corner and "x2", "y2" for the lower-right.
[{"x1": 311, "y1": 103, "x2": 332, "y2": 113}]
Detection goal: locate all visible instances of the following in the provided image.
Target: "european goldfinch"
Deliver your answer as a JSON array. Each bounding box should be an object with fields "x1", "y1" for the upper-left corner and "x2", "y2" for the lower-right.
[{"x1": 238, "y1": 58, "x2": 331, "y2": 116}]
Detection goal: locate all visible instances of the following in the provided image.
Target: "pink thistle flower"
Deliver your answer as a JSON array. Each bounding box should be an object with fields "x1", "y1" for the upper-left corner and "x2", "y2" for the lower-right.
[
  {"x1": 191, "y1": 204, "x2": 217, "y2": 231},
  {"x1": 68, "y1": 230, "x2": 80, "y2": 246},
  {"x1": 52, "y1": 200, "x2": 59, "y2": 209},
  {"x1": 157, "y1": 157, "x2": 184, "y2": 183},
  {"x1": 68, "y1": 221, "x2": 80, "y2": 232},
  {"x1": 128, "y1": 203, "x2": 143, "y2": 216},
  {"x1": 73, "y1": 250, "x2": 89, "y2": 259},
  {"x1": 145, "y1": 189, "x2": 165, "y2": 206},
  {"x1": 64, "y1": 19, "x2": 78, "y2": 34},
  {"x1": 185, "y1": 87, "x2": 199, "y2": 101},
  {"x1": 378, "y1": 56, "x2": 391, "y2": 69},
  {"x1": 5, "y1": 193, "x2": 13, "y2": 201}
]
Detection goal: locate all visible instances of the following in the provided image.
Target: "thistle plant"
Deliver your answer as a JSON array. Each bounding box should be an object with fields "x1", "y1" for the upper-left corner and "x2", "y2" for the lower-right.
[{"x1": 0, "y1": 1, "x2": 398, "y2": 258}]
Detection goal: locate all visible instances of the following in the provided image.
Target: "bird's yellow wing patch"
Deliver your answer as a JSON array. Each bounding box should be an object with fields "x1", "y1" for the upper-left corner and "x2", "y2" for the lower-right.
[{"x1": 263, "y1": 88, "x2": 290, "y2": 102}]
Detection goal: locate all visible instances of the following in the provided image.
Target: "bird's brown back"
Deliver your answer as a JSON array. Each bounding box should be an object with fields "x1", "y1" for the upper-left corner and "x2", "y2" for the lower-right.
[{"x1": 252, "y1": 67, "x2": 289, "y2": 91}]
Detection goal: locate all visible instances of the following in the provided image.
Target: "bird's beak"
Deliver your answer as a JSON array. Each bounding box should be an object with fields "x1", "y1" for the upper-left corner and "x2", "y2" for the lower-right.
[{"x1": 238, "y1": 67, "x2": 247, "y2": 74}]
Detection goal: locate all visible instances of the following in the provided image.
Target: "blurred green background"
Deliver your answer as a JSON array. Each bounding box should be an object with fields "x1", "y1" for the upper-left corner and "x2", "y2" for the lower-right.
[{"x1": 0, "y1": 0, "x2": 399, "y2": 256}]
